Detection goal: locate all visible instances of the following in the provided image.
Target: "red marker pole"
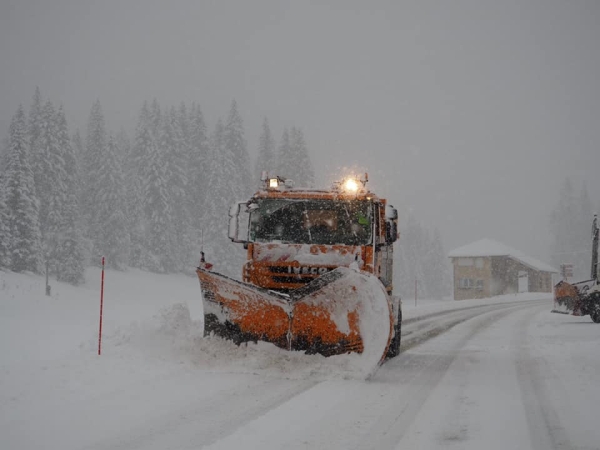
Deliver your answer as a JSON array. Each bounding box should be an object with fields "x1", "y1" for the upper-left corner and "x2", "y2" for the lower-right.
[{"x1": 98, "y1": 256, "x2": 105, "y2": 355}]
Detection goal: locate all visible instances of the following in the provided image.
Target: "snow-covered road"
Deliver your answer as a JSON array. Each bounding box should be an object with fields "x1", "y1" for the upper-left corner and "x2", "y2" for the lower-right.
[{"x1": 2, "y1": 269, "x2": 599, "y2": 449}]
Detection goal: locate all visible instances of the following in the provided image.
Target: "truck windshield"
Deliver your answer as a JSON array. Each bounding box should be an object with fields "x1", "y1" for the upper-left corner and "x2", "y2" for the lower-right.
[{"x1": 249, "y1": 199, "x2": 373, "y2": 245}]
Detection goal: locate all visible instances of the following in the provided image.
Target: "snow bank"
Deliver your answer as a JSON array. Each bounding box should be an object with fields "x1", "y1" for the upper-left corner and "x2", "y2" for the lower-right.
[
  {"x1": 0, "y1": 268, "x2": 386, "y2": 383},
  {"x1": 0, "y1": 267, "x2": 553, "y2": 389}
]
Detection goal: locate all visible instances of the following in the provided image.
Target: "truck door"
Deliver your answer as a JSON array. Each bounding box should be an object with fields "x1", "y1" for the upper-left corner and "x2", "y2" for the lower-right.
[{"x1": 375, "y1": 203, "x2": 394, "y2": 291}]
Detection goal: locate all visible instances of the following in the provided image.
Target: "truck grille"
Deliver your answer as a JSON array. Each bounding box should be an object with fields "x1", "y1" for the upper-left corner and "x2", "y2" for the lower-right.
[{"x1": 267, "y1": 265, "x2": 334, "y2": 285}]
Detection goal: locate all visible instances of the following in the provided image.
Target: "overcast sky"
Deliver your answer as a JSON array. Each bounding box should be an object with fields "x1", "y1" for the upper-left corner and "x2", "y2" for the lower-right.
[{"x1": 1, "y1": 0, "x2": 599, "y2": 263}]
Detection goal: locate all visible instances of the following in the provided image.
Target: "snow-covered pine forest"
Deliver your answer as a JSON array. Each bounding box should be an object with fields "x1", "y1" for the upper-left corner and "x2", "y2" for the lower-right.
[{"x1": 2, "y1": 88, "x2": 459, "y2": 300}]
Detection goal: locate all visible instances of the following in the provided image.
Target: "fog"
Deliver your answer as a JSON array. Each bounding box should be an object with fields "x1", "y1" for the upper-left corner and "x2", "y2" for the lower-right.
[{"x1": 1, "y1": 0, "x2": 599, "y2": 262}]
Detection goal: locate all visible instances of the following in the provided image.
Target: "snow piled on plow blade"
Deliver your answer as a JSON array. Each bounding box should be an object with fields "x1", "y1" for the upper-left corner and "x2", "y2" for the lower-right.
[
  {"x1": 551, "y1": 298, "x2": 575, "y2": 315},
  {"x1": 197, "y1": 266, "x2": 393, "y2": 376}
]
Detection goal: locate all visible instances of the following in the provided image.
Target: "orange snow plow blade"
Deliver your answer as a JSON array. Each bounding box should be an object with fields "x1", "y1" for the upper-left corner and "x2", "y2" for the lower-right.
[
  {"x1": 552, "y1": 280, "x2": 580, "y2": 315},
  {"x1": 197, "y1": 266, "x2": 393, "y2": 362},
  {"x1": 552, "y1": 278, "x2": 599, "y2": 316}
]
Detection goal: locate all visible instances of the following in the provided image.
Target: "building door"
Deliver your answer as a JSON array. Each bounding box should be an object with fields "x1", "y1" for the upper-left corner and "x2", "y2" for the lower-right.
[{"x1": 518, "y1": 271, "x2": 529, "y2": 293}]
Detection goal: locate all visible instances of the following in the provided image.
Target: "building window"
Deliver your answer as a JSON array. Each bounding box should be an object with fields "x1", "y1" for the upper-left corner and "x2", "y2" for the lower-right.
[
  {"x1": 459, "y1": 278, "x2": 473, "y2": 289},
  {"x1": 475, "y1": 258, "x2": 484, "y2": 268},
  {"x1": 459, "y1": 278, "x2": 484, "y2": 290},
  {"x1": 458, "y1": 258, "x2": 474, "y2": 267}
]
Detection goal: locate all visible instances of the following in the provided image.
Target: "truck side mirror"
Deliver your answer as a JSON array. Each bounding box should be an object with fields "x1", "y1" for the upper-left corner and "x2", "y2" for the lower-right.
[
  {"x1": 385, "y1": 205, "x2": 399, "y2": 244},
  {"x1": 385, "y1": 205, "x2": 398, "y2": 220},
  {"x1": 228, "y1": 202, "x2": 250, "y2": 243},
  {"x1": 385, "y1": 220, "x2": 398, "y2": 244}
]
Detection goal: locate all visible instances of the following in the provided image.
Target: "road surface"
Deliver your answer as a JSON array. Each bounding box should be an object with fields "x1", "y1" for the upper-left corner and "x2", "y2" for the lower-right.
[{"x1": 4, "y1": 291, "x2": 599, "y2": 450}]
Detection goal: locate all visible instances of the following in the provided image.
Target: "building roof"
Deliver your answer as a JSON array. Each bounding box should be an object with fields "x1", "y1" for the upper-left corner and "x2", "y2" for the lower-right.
[{"x1": 448, "y1": 238, "x2": 558, "y2": 273}]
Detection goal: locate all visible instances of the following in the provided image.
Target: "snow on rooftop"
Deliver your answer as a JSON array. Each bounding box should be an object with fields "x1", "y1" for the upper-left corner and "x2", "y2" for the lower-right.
[{"x1": 448, "y1": 238, "x2": 558, "y2": 273}]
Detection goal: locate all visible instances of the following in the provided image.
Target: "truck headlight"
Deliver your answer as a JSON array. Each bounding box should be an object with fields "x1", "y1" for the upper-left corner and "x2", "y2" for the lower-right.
[{"x1": 343, "y1": 178, "x2": 359, "y2": 193}]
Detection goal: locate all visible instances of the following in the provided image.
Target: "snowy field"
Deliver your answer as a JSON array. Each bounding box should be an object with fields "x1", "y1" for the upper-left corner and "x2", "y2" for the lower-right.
[{"x1": 1, "y1": 268, "x2": 599, "y2": 449}]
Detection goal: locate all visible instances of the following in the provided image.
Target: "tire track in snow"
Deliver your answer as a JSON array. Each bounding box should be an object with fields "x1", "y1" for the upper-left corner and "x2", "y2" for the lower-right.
[
  {"x1": 354, "y1": 302, "x2": 539, "y2": 450},
  {"x1": 83, "y1": 375, "x2": 319, "y2": 450},
  {"x1": 398, "y1": 299, "x2": 548, "y2": 354},
  {"x1": 514, "y1": 307, "x2": 572, "y2": 450}
]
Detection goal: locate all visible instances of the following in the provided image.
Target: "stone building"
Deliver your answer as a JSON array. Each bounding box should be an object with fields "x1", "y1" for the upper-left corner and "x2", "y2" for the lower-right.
[{"x1": 448, "y1": 239, "x2": 557, "y2": 300}]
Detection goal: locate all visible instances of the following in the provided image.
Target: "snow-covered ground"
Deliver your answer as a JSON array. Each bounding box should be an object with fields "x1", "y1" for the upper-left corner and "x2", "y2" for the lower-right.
[{"x1": 1, "y1": 268, "x2": 598, "y2": 449}]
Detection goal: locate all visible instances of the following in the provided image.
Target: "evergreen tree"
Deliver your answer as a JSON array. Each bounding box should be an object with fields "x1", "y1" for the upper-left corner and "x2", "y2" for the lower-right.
[
  {"x1": 174, "y1": 105, "x2": 199, "y2": 272},
  {"x1": 158, "y1": 107, "x2": 187, "y2": 271},
  {"x1": 115, "y1": 127, "x2": 131, "y2": 163},
  {"x1": 54, "y1": 106, "x2": 86, "y2": 284},
  {"x1": 95, "y1": 135, "x2": 129, "y2": 269},
  {"x1": 276, "y1": 128, "x2": 292, "y2": 178},
  {"x1": 33, "y1": 101, "x2": 66, "y2": 237},
  {"x1": 4, "y1": 106, "x2": 43, "y2": 273},
  {"x1": 289, "y1": 127, "x2": 315, "y2": 187},
  {"x1": 71, "y1": 129, "x2": 85, "y2": 194},
  {"x1": 84, "y1": 100, "x2": 126, "y2": 266},
  {"x1": 0, "y1": 171, "x2": 10, "y2": 268},
  {"x1": 83, "y1": 100, "x2": 108, "y2": 243},
  {"x1": 187, "y1": 102, "x2": 210, "y2": 226},
  {"x1": 254, "y1": 117, "x2": 276, "y2": 185},
  {"x1": 0, "y1": 137, "x2": 8, "y2": 160},
  {"x1": 150, "y1": 99, "x2": 162, "y2": 143},
  {"x1": 224, "y1": 100, "x2": 252, "y2": 198},
  {"x1": 142, "y1": 104, "x2": 172, "y2": 272},
  {"x1": 274, "y1": 126, "x2": 314, "y2": 187},
  {"x1": 127, "y1": 101, "x2": 153, "y2": 268},
  {"x1": 37, "y1": 101, "x2": 65, "y2": 266},
  {"x1": 28, "y1": 87, "x2": 43, "y2": 158},
  {"x1": 177, "y1": 102, "x2": 191, "y2": 156},
  {"x1": 203, "y1": 118, "x2": 242, "y2": 276},
  {"x1": 72, "y1": 129, "x2": 84, "y2": 158},
  {"x1": 71, "y1": 128, "x2": 86, "y2": 242},
  {"x1": 29, "y1": 88, "x2": 46, "y2": 213}
]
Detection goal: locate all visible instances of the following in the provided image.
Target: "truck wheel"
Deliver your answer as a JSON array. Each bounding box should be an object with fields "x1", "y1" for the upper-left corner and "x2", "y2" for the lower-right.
[
  {"x1": 385, "y1": 313, "x2": 402, "y2": 359},
  {"x1": 587, "y1": 292, "x2": 600, "y2": 323}
]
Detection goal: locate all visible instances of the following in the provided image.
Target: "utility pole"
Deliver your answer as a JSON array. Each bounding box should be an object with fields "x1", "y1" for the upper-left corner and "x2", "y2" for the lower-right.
[
  {"x1": 45, "y1": 257, "x2": 51, "y2": 296},
  {"x1": 415, "y1": 278, "x2": 417, "y2": 307},
  {"x1": 592, "y1": 213, "x2": 599, "y2": 280}
]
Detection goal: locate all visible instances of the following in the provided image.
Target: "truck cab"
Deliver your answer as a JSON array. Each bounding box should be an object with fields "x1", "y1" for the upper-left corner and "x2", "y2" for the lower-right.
[{"x1": 228, "y1": 174, "x2": 399, "y2": 295}]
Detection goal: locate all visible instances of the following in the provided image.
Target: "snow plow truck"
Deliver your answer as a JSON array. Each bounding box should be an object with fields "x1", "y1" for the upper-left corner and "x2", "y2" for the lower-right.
[
  {"x1": 196, "y1": 173, "x2": 402, "y2": 364},
  {"x1": 552, "y1": 214, "x2": 600, "y2": 322}
]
